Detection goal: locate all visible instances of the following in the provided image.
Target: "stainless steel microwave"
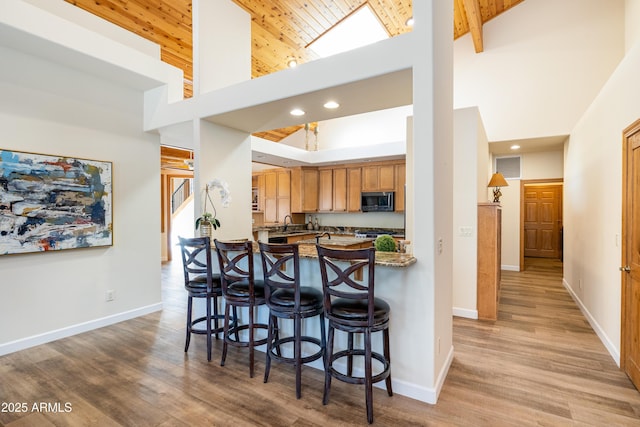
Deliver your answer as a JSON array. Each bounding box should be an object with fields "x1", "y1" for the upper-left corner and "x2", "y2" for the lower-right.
[{"x1": 361, "y1": 191, "x2": 395, "y2": 212}]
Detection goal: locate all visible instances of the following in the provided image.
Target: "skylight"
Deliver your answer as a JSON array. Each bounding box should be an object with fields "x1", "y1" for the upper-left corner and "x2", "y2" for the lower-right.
[{"x1": 308, "y1": 5, "x2": 389, "y2": 58}]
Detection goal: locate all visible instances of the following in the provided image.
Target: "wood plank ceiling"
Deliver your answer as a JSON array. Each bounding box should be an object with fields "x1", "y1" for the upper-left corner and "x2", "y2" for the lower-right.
[{"x1": 65, "y1": 0, "x2": 523, "y2": 143}]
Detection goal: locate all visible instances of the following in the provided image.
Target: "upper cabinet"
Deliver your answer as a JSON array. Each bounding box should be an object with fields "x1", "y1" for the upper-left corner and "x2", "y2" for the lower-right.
[
  {"x1": 290, "y1": 167, "x2": 318, "y2": 213},
  {"x1": 255, "y1": 160, "x2": 404, "y2": 218},
  {"x1": 362, "y1": 164, "x2": 395, "y2": 192},
  {"x1": 263, "y1": 169, "x2": 290, "y2": 223},
  {"x1": 347, "y1": 168, "x2": 362, "y2": 212},
  {"x1": 318, "y1": 167, "x2": 347, "y2": 212},
  {"x1": 318, "y1": 168, "x2": 333, "y2": 212},
  {"x1": 332, "y1": 168, "x2": 347, "y2": 212}
]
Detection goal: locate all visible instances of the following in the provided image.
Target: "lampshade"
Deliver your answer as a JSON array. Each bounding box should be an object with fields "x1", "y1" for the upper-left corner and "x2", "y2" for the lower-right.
[{"x1": 488, "y1": 173, "x2": 508, "y2": 188}]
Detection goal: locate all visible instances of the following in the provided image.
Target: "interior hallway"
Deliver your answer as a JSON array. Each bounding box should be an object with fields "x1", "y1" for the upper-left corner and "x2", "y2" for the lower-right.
[{"x1": 0, "y1": 259, "x2": 638, "y2": 425}]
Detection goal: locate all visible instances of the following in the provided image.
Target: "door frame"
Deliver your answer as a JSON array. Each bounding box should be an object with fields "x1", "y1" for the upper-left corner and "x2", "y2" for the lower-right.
[
  {"x1": 161, "y1": 168, "x2": 194, "y2": 262},
  {"x1": 519, "y1": 178, "x2": 564, "y2": 271},
  {"x1": 621, "y1": 118, "x2": 640, "y2": 375}
]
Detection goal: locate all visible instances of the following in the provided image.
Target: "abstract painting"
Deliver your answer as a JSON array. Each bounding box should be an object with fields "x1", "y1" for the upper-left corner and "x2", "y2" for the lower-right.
[{"x1": 0, "y1": 149, "x2": 112, "y2": 255}]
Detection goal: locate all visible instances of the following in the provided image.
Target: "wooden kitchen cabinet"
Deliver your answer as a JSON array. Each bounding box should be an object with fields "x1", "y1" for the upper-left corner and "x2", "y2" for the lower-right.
[
  {"x1": 318, "y1": 167, "x2": 347, "y2": 212},
  {"x1": 333, "y1": 168, "x2": 347, "y2": 212},
  {"x1": 394, "y1": 163, "x2": 405, "y2": 212},
  {"x1": 477, "y1": 203, "x2": 502, "y2": 320},
  {"x1": 362, "y1": 164, "x2": 395, "y2": 191},
  {"x1": 264, "y1": 169, "x2": 290, "y2": 223},
  {"x1": 290, "y1": 167, "x2": 318, "y2": 213},
  {"x1": 347, "y1": 167, "x2": 362, "y2": 212},
  {"x1": 318, "y1": 169, "x2": 333, "y2": 211}
]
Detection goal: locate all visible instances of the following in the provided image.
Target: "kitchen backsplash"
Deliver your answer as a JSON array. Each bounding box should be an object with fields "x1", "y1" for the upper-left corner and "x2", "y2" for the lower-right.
[{"x1": 301, "y1": 212, "x2": 404, "y2": 229}]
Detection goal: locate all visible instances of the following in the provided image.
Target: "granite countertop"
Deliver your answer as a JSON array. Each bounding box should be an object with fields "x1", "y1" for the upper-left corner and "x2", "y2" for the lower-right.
[
  {"x1": 244, "y1": 240, "x2": 416, "y2": 268},
  {"x1": 296, "y1": 236, "x2": 374, "y2": 246}
]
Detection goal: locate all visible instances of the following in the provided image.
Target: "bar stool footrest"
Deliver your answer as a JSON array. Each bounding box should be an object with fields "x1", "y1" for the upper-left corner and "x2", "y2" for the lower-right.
[
  {"x1": 190, "y1": 315, "x2": 225, "y2": 335},
  {"x1": 225, "y1": 323, "x2": 269, "y2": 347},
  {"x1": 269, "y1": 336, "x2": 324, "y2": 364},
  {"x1": 329, "y1": 349, "x2": 391, "y2": 385}
]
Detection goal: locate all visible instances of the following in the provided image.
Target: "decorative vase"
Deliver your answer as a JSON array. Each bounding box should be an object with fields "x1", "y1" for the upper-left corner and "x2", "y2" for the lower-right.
[{"x1": 199, "y1": 221, "x2": 213, "y2": 239}]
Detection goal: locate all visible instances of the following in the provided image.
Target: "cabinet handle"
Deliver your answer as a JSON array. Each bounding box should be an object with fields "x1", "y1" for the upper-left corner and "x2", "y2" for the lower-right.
[{"x1": 620, "y1": 266, "x2": 631, "y2": 272}]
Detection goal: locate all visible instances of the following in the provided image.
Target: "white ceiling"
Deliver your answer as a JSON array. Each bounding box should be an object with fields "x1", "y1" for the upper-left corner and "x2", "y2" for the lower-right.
[{"x1": 489, "y1": 135, "x2": 568, "y2": 155}]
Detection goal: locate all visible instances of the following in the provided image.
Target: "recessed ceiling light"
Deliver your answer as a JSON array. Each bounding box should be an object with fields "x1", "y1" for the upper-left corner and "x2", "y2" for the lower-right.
[
  {"x1": 290, "y1": 108, "x2": 305, "y2": 116},
  {"x1": 287, "y1": 58, "x2": 298, "y2": 68},
  {"x1": 324, "y1": 101, "x2": 340, "y2": 109},
  {"x1": 510, "y1": 144, "x2": 521, "y2": 150},
  {"x1": 405, "y1": 17, "x2": 414, "y2": 27}
]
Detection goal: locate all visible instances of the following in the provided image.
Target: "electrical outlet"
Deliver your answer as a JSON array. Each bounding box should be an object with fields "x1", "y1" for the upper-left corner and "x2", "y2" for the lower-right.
[
  {"x1": 578, "y1": 279, "x2": 582, "y2": 290},
  {"x1": 105, "y1": 290, "x2": 115, "y2": 302},
  {"x1": 438, "y1": 238, "x2": 443, "y2": 254},
  {"x1": 459, "y1": 226, "x2": 472, "y2": 237}
]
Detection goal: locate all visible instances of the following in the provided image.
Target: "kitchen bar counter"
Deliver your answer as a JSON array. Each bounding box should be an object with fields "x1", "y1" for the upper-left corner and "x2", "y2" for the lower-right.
[{"x1": 239, "y1": 240, "x2": 416, "y2": 268}]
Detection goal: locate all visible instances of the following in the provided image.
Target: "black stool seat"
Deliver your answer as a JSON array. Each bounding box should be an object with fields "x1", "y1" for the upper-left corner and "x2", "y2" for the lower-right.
[
  {"x1": 270, "y1": 287, "x2": 323, "y2": 311},
  {"x1": 259, "y1": 242, "x2": 326, "y2": 399},
  {"x1": 226, "y1": 280, "x2": 265, "y2": 299},
  {"x1": 331, "y1": 298, "x2": 390, "y2": 323},
  {"x1": 316, "y1": 245, "x2": 393, "y2": 425},
  {"x1": 185, "y1": 273, "x2": 221, "y2": 292}
]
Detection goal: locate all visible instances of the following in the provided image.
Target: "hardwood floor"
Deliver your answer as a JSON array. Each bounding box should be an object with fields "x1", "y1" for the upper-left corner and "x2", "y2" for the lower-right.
[{"x1": 1, "y1": 258, "x2": 639, "y2": 426}]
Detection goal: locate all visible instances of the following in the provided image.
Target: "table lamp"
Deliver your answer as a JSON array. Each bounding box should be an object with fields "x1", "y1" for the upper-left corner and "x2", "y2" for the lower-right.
[{"x1": 488, "y1": 173, "x2": 508, "y2": 203}]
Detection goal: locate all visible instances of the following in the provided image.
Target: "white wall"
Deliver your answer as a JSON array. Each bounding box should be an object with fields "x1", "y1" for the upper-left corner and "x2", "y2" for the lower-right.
[
  {"x1": 279, "y1": 105, "x2": 413, "y2": 151},
  {"x1": 0, "y1": 46, "x2": 162, "y2": 353},
  {"x1": 196, "y1": 0, "x2": 251, "y2": 94},
  {"x1": 454, "y1": 0, "x2": 625, "y2": 142},
  {"x1": 564, "y1": 39, "x2": 640, "y2": 364},
  {"x1": 197, "y1": 121, "x2": 253, "y2": 241},
  {"x1": 626, "y1": 0, "x2": 640, "y2": 51},
  {"x1": 494, "y1": 150, "x2": 564, "y2": 269},
  {"x1": 452, "y1": 107, "x2": 489, "y2": 317}
]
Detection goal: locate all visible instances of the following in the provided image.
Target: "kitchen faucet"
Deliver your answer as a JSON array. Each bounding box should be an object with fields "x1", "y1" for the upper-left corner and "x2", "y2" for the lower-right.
[
  {"x1": 282, "y1": 215, "x2": 293, "y2": 232},
  {"x1": 315, "y1": 232, "x2": 331, "y2": 244}
]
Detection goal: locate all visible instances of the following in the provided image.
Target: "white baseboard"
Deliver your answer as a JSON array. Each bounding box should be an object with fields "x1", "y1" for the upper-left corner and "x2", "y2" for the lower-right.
[
  {"x1": 453, "y1": 307, "x2": 478, "y2": 319},
  {"x1": 303, "y1": 346, "x2": 447, "y2": 404},
  {"x1": 562, "y1": 278, "x2": 620, "y2": 366},
  {"x1": 0, "y1": 303, "x2": 163, "y2": 356},
  {"x1": 502, "y1": 264, "x2": 520, "y2": 271}
]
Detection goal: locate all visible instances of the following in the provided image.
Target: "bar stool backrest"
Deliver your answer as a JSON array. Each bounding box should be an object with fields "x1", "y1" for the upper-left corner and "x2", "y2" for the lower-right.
[
  {"x1": 178, "y1": 236, "x2": 214, "y2": 292},
  {"x1": 258, "y1": 242, "x2": 301, "y2": 310},
  {"x1": 316, "y1": 245, "x2": 376, "y2": 328},
  {"x1": 214, "y1": 239, "x2": 255, "y2": 298}
]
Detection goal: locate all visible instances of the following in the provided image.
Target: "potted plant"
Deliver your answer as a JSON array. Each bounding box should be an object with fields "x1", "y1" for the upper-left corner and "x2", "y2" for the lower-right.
[
  {"x1": 195, "y1": 178, "x2": 230, "y2": 238},
  {"x1": 374, "y1": 234, "x2": 397, "y2": 252}
]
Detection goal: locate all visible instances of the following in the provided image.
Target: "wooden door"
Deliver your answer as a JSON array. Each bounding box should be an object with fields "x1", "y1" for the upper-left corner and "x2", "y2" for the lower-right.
[
  {"x1": 523, "y1": 185, "x2": 562, "y2": 258},
  {"x1": 622, "y1": 119, "x2": 640, "y2": 390}
]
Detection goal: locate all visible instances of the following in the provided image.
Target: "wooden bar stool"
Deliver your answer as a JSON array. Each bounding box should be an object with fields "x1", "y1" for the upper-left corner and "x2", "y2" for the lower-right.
[
  {"x1": 178, "y1": 236, "x2": 225, "y2": 362},
  {"x1": 214, "y1": 239, "x2": 268, "y2": 378},
  {"x1": 258, "y1": 241, "x2": 326, "y2": 399},
  {"x1": 316, "y1": 245, "x2": 392, "y2": 424}
]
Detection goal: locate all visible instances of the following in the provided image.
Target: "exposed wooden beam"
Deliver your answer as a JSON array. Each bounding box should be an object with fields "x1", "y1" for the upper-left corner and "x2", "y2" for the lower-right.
[{"x1": 462, "y1": 0, "x2": 484, "y2": 53}]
